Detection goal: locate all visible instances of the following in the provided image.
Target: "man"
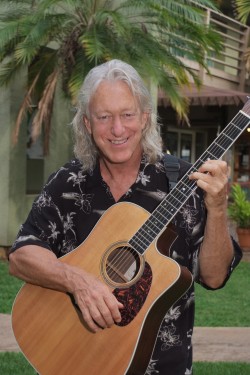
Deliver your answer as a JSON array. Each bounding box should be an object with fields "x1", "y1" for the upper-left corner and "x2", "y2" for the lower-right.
[{"x1": 9, "y1": 59, "x2": 242, "y2": 374}]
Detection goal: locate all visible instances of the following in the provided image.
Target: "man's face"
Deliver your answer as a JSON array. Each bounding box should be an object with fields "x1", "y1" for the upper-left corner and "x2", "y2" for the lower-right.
[{"x1": 84, "y1": 80, "x2": 148, "y2": 165}]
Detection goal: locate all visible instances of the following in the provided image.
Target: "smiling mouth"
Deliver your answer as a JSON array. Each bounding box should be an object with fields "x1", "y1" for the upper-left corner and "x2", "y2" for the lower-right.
[{"x1": 110, "y1": 138, "x2": 128, "y2": 145}]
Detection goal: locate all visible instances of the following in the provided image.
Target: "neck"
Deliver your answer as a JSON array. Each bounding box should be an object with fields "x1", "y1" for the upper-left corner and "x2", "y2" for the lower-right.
[
  {"x1": 99, "y1": 156, "x2": 142, "y2": 182},
  {"x1": 100, "y1": 159, "x2": 141, "y2": 181},
  {"x1": 99, "y1": 155, "x2": 142, "y2": 202}
]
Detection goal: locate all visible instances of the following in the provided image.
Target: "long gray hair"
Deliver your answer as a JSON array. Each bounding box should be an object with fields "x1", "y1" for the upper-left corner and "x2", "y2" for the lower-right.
[{"x1": 72, "y1": 59, "x2": 163, "y2": 170}]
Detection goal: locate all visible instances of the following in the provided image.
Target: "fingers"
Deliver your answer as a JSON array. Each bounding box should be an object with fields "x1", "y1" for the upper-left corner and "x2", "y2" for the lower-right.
[
  {"x1": 73, "y1": 283, "x2": 123, "y2": 333},
  {"x1": 189, "y1": 160, "x2": 229, "y2": 210},
  {"x1": 189, "y1": 160, "x2": 228, "y2": 192}
]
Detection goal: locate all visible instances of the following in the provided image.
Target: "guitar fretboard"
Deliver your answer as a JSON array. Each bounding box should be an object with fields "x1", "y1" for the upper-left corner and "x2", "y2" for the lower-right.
[{"x1": 129, "y1": 109, "x2": 250, "y2": 254}]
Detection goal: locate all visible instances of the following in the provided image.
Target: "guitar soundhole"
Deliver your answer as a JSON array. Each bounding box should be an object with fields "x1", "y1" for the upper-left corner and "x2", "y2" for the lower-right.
[{"x1": 101, "y1": 242, "x2": 144, "y2": 288}]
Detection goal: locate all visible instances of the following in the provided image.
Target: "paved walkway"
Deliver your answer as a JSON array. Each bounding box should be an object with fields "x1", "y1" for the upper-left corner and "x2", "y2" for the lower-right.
[
  {"x1": 193, "y1": 327, "x2": 250, "y2": 362},
  {"x1": 0, "y1": 313, "x2": 249, "y2": 362}
]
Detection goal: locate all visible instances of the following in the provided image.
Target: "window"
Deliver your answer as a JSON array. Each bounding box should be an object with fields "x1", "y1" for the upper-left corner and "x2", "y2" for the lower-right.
[
  {"x1": 164, "y1": 128, "x2": 207, "y2": 163},
  {"x1": 26, "y1": 108, "x2": 44, "y2": 194}
]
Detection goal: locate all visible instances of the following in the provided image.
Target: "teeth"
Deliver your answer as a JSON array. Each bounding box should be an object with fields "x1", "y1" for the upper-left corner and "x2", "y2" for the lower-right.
[{"x1": 111, "y1": 139, "x2": 127, "y2": 144}]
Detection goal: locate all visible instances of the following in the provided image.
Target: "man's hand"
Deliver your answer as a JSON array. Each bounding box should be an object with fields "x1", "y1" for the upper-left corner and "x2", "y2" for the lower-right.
[
  {"x1": 189, "y1": 159, "x2": 234, "y2": 289},
  {"x1": 189, "y1": 159, "x2": 229, "y2": 211},
  {"x1": 71, "y1": 270, "x2": 124, "y2": 333}
]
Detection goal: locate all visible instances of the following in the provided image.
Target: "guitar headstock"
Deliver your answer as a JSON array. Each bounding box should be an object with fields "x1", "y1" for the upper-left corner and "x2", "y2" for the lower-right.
[{"x1": 241, "y1": 97, "x2": 250, "y2": 116}]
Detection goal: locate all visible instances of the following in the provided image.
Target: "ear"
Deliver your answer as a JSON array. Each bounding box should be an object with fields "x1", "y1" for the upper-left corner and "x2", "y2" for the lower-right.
[
  {"x1": 83, "y1": 115, "x2": 92, "y2": 134},
  {"x1": 141, "y1": 112, "x2": 148, "y2": 130}
]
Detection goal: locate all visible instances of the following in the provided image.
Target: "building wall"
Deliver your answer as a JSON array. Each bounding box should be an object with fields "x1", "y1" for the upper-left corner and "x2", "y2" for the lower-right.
[
  {"x1": 0, "y1": 75, "x2": 74, "y2": 247},
  {"x1": 0, "y1": 69, "x2": 27, "y2": 247}
]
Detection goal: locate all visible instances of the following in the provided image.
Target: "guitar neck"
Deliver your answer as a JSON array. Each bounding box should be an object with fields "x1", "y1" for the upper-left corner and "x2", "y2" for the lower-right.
[{"x1": 129, "y1": 108, "x2": 250, "y2": 254}]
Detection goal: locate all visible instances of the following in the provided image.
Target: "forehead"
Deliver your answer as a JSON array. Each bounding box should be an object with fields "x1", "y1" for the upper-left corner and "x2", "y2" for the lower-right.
[{"x1": 89, "y1": 80, "x2": 138, "y2": 112}]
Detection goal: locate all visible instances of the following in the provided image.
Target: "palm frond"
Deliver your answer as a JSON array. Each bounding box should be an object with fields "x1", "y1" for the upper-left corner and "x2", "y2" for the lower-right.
[
  {"x1": 0, "y1": 59, "x2": 24, "y2": 85},
  {"x1": 32, "y1": 69, "x2": 59, "y2": 153},
  {"x1": 13, "y1": 72, "x2": 40, "y2": 144},
  {"x1": 235, "y1": 0, "x2": 250, "y2": 24},
  {"x1": 0, "y1": 0, "x2": 224, "y2": 150}
]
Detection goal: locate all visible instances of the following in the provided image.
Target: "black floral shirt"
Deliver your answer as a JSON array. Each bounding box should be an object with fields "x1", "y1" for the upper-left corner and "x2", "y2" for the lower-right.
[{"x1": 11, "y1": 156, "x2": 242, "y2": 375}]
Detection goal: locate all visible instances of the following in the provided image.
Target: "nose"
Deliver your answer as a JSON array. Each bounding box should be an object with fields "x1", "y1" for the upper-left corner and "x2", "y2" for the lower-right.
[{"x1": 111, "y1": 115, "x2": 125, "y2": 137}]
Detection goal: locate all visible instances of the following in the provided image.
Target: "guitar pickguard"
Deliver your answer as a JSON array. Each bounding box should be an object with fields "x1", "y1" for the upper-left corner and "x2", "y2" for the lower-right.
[{"x1": 113, "y1": 262, "x2": 152, "y2": 326}]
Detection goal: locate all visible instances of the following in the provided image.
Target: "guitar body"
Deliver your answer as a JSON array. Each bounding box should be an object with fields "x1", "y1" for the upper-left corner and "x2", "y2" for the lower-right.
[{"x1": 12, "y1": 202, "x2": 193, "y2": 375}]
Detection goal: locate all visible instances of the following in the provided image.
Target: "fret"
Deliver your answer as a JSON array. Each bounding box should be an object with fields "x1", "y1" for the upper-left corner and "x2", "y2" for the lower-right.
[
  {"x1": 173, "y1": 187, "x2": 190, "y2": 203},
  {"x1": 187, "y1": 165, "x2": 199, "y2": 174},
  {"x1": 135, "y1": 234, "x2": 151, "y2": 251},
  {"x1": 204, "y1": 147, "x2": 222, "y2": 160},
  {"x1": 159, "y1": 201, "x2": 178, "y2": 216},
  {"x1": 231, "y1": 122, "x2": 243, "y2": 132},
  {"x1": 129, "y1": 239, "x2": 146, "y2": 254},
  {"x1": 238, "y1": 112, "x2": 250, "y2": 128},
  {"x1": 214, "y1": 133, "x2": 233, "y2": 150},
  {"x1": 238, "y1": 109, "x2": 250, "y2": 121},
  {"x1": 214, "y1": 141, "x2": 225, "y2": 152},
  {"x1": 155, "y1": 207, "x2": 171, "y2": 223},
  {"x1": 128, "y1": 101, "x2": 250, "y2": 256},
  {"x1": 177, "y1": 179, "x2": 195, "y2": 196},
  {"x1": 135, "y1": 220, "x2": 162, "y2": 241},
  {"x1": 148, "y1": 216, "x2": 166, "y2": 231},
  {"x1": 224, "y1": 124, "x2": 242, "y2": 138},
  {"x1": 168, "y1": 195, "x2": 182, "y2": 212},
  {"x1": 199, "y1": 150, "x2": 216, "y2": 162},
  {"x1": 146, "y1": 225, "x2": 158, "y2": 237},
  {"x1": 131, "y1": 226, "x2": 159, "y2": 254},
  {"x1": 137, "y1": 226, "x2": 156, "y2": 243},
  {"x1": 141, "y1": 221, "x2": 162, "y2": 239},
  {"x1": 130, "y1": 228, "x2": 153, "y2": 253}
]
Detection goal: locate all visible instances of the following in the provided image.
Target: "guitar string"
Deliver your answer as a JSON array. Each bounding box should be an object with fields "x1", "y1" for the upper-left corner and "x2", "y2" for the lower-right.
[
  {"x1": 107, "y1": 111, "x2": 250, "y2": 284},
  {"x1": 106, "y1": 111, "x2": 250, "y2": 283},
  {"x1": 132, "y1": 111, "x2": 250, "y2": 253},
  {"x1": 105, "y1": 109, "x2": 250, "y2": 285},
  {"x1": 132, "y1": 110, "x2": 250, "y2": 252}
]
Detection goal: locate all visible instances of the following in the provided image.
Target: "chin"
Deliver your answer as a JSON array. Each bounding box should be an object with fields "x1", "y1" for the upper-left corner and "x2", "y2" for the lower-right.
[{"x1": 107, "y1": 153, "x2": 133, "y2": 164}]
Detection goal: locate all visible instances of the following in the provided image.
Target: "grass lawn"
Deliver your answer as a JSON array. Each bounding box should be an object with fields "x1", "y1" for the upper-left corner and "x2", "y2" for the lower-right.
[
  {"x1": 0, "y1": 353, "x2": 36, "y2": 375},
  {"x1": 1, "y1": 258, "x2": 249, "y2": 326},
  {"x1": 0, "y1": 353, "x2": 250, "y2": 375},
  {"x1": 0, "y1": 259, "x2": 249, "y2": 373},
  {"x1": 195, "y1": 260, "x2": 250, "y2": 326},
  {"x1": 193, "y1": 362, "x2": 250, "y2": 374},
  {"x1": 0, "y1": 260, "x2": 24, "y2": 314}
]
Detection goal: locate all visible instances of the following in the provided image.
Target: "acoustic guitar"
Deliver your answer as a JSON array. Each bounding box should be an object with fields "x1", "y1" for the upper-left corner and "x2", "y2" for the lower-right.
[{"x1": 12, "y1": 100, "x2": 250, "y2": 374}]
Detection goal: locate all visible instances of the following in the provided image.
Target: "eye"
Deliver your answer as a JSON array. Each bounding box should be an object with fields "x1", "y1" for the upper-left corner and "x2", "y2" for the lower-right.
[
  {"x1": 122, "y1": 113, "x2": 136, "y2": 120},
  {"x1": 97, "y1": 115, "x2": 112, "y2": 122}
]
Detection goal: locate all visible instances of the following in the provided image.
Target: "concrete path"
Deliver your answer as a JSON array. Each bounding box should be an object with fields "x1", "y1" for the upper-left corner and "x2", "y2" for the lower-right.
[
  {"x1": 1, "y1": 313, "x2": 250, "y2": 362},
  {"x1": 193, "y1": 327, "x2": 250, "y2": 362},
  {"x1": 0, "y1": 314, "x2": 19, "y2": 353}
]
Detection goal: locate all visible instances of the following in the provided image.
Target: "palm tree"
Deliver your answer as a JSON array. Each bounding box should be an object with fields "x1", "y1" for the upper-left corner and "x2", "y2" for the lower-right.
[
  {"x1": 235, "y1": 0, "x2": 250, "y2": 24},
  {"x1": 0, "y1": 0, "x2": 221, "y2": 154}
]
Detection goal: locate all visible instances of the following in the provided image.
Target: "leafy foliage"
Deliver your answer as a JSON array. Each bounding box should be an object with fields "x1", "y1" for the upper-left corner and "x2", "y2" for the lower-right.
[
  {"x1": 235, "y1": 0, "x2": 250, "y2": 24},
  {"x1": 0, "y1": 0, "x2": 222, "y2": 153},
  {"x1": 228, "y1": 184, "x2": 250, "y2": 228}
]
